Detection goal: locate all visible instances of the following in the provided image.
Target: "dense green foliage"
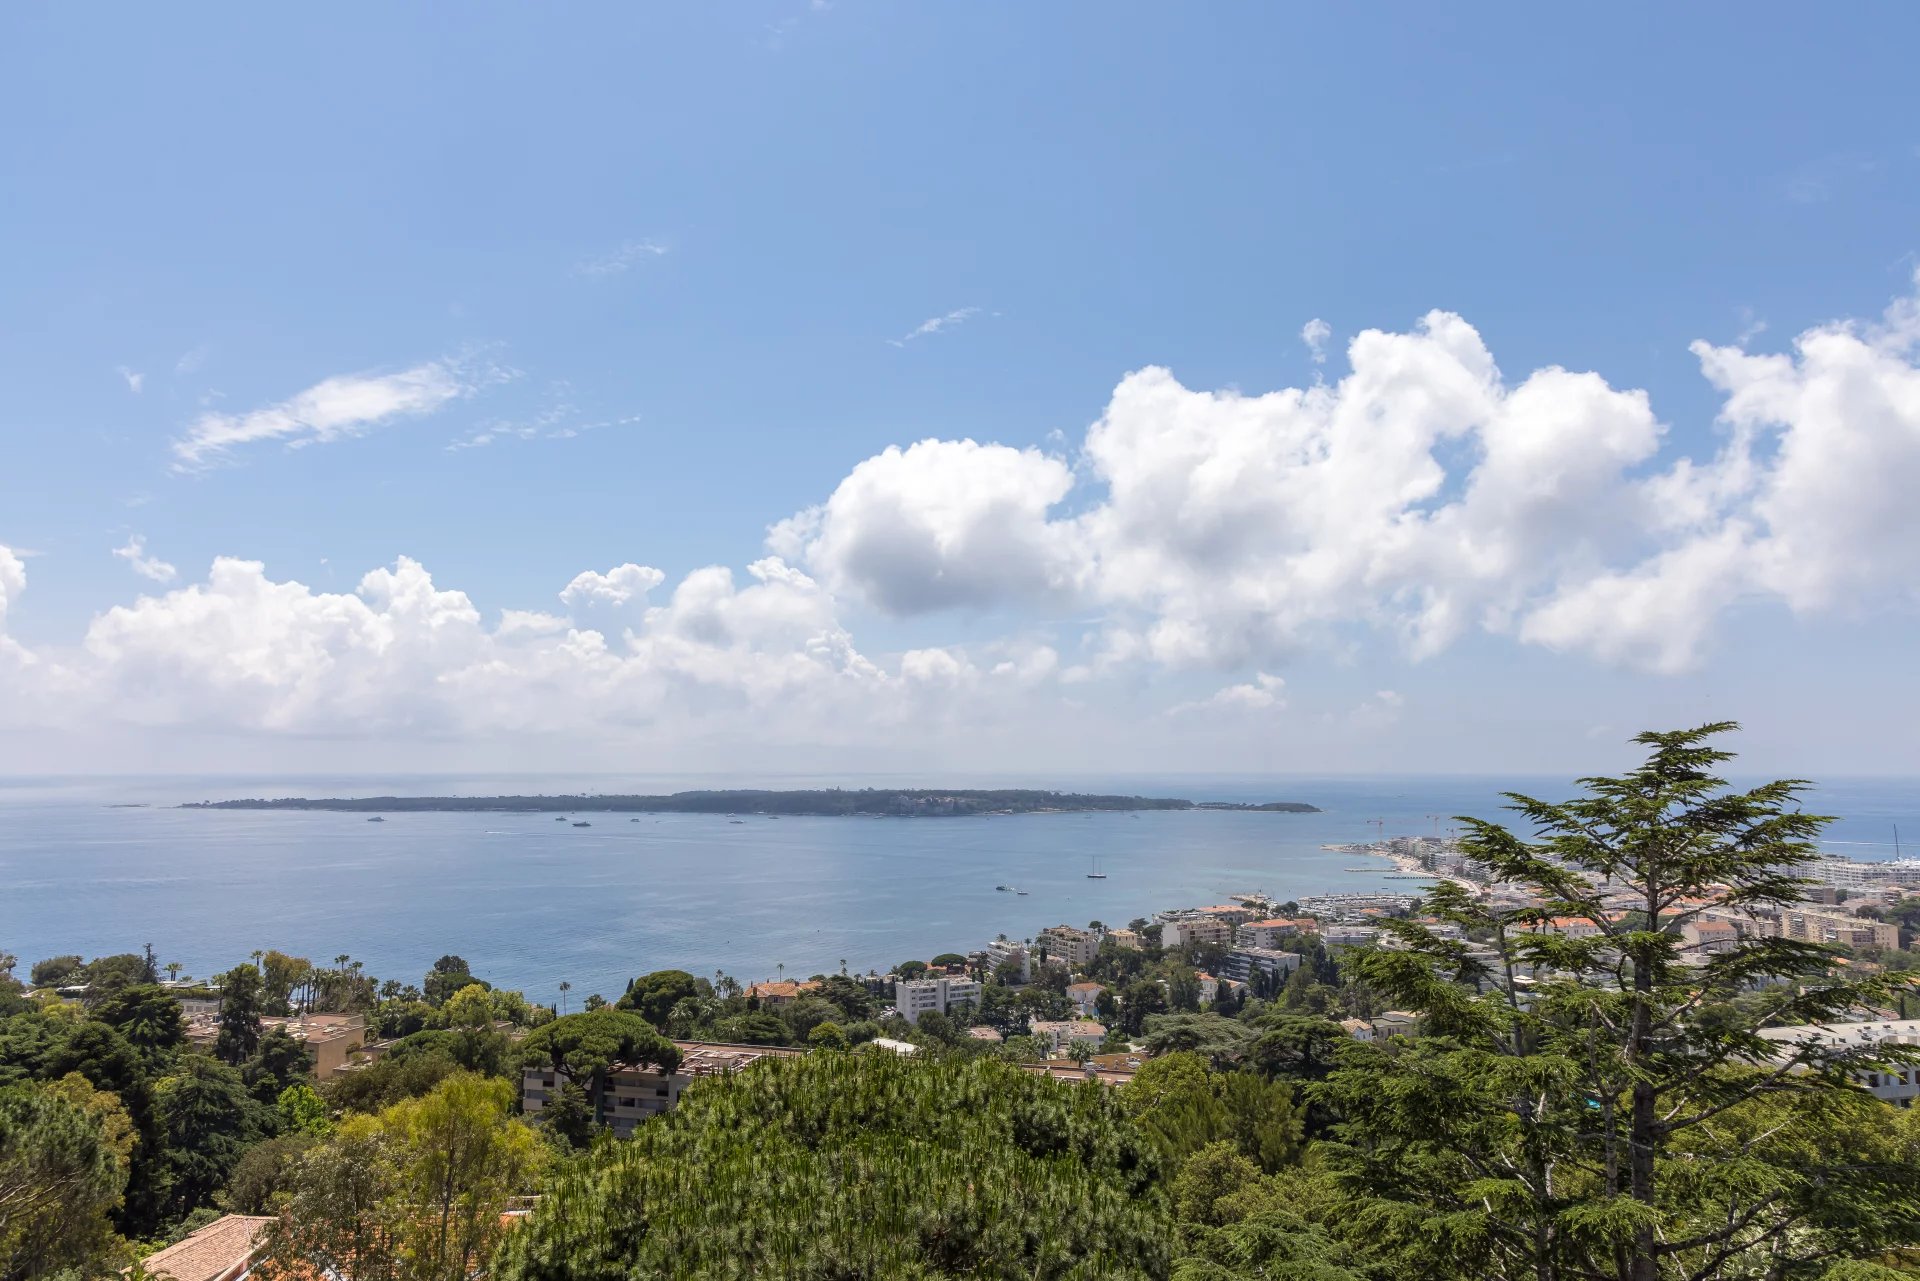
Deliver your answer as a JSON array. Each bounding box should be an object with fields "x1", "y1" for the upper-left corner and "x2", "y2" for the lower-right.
[
  {"x1": 0, "y1": 941, "x2": 550, "y2": 1276},
  {"x1": 0, "y1": 1079, "x2": 130, "y2": 1280},
  {"x1": 1320, "y1": 723, "x2": 1920, "y2": 1280},
  {"x1": 498, "y1": 1050, "x2": 1170, "y2": 1280},
  {"x1": 518, "y1": 1009, "x2": 678, "y2": 1127},
  {"x1": 255, "y1": 1073, "x2": 544, "y2": 1281}
]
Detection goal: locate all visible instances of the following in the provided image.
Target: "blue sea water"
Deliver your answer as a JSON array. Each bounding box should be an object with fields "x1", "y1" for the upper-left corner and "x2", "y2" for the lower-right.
[{"x1": 2, "y1": 773, "x2": 1915, "y2": 1006}]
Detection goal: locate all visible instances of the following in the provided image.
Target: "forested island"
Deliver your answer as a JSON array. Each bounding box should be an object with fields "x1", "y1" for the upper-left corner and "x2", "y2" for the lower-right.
[{"x1": 179, "y1": 788, "x2": 1322, "y2": 817}]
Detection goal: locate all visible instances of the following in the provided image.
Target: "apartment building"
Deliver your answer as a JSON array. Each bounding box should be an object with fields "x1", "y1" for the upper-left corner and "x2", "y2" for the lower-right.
[
  {"x1": 523, "y1": 1040, "x2": 805, "y2": 1138},
  {"x1": 184, "y1": 1011, "x2": 368, "y2": 1080},
  {"x1": 1105, "y1": 928, "x2": 1146, "y2": 951},
  {"x1": 1193, "y1": 903, "x2": 1260, "y2": 928},
  {"x1": 1702, "y1": 904, "x2": 1899, "y2": 950},
  {"x1": 1066, "y1": 981, "x2": 1105, "y2": 1019},
  {"x1": 894, "y1": 974, "x2": 982, "y2": 1024},
  {"x1": 1220, "y1": 946, "x2": 1301, "y2": 987},
  {"x1": 1783, "y1": 908, "x2": 1898, "y2": 950},
  {"x1": 1529, "y1": 916, "x2": 1604, "y2": 940},
  {"x1": 1238, "y1": 918, "x2": 1318, "y2": 950},
  {"x1": 1681, "y1": 919, "x2": 1739, "y2": 955},
  {"x1": 1162, "y1": 916, "x2": 1233, "y2": 949},
  {"x1": 985, "y1": 937, "x2": 1033, "y2": 983},
  {"x1": 1029, "y1": 1018, "x2": 1108, "y2": 1053},
  {"x1": 1758, "y1": 1019, "x2": 1920, "y2": 1107},
  {"x1": 1035, "y1": 924, "x2": 1102, "y2": 969}
]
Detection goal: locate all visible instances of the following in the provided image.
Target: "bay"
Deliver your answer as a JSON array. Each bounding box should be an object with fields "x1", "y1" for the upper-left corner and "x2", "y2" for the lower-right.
[{"x1": 3, "y1": 772, "x2": 1915, "y2": 1007}]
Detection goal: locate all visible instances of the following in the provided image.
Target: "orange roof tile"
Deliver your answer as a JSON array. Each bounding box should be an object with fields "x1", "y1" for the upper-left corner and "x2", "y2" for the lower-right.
[{"x1": 141, "y1": 1214, "x2": 274, "y2": 1281}]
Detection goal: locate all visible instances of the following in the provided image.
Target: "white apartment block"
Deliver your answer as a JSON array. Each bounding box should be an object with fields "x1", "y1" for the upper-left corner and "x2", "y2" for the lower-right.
[
  {"x1": 894, "y1": 974, "x2": 982, "y2": 1025},
  {"x1": 1701, "y1": 904, "x2": 1898, "y2": 951},
  {"x1": 1237, "y1": 919, "x2": 1316, "y2": 950},
  {"x1": 1221, "y1": 946, "x2": 1301, "y2": 986},
  {"x1": 1035, "y1": 924, "x2": 1102, "y2": 969},
  {"x1": 1162, "y1": 916, "x2": 1233, "y2": 949},
  {"x1": 1029, "y1": 1018, "x2": 1108, "y2": 1053},
  {"x1": 1759, "y1": 1019, "x2": 1920, "y2": 1107},
  {"x1": 985, "y1": 937, "x2": 1033, "y2": 983}
]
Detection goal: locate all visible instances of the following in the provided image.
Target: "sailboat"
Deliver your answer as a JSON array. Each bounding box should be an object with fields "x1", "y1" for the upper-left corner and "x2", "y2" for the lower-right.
[{"x1": 1087, "y1": 853, "x2": 1107, "y2": 879}]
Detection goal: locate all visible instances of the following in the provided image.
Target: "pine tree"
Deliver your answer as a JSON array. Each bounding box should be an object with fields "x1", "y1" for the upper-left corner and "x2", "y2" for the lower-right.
[{"x1": 1317, "y1": 723, "x2": 1920, "y2": 1280}]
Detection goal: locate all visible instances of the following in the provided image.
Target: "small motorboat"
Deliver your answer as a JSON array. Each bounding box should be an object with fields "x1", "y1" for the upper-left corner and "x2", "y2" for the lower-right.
[
  {"x1": 573, "y1": 821, "x2": 592, "y2": 828},
  {"x1": 995, "y1": 884, "x2": 1012, "y2": 892},
  {"x1": 366, "y1": 816, "x2": 385, "y2": 823}
]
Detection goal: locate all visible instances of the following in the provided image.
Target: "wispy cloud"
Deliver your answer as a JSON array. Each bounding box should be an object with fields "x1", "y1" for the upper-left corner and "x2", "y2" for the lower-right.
[
  {"x1": 446, "y1": 383, "x2": 640, "y2": 452},
  {"x1": 1735, "y1": 306, "x2": 1768, "y2": 346},
  {"x1": 448, "y1": 411, "x2": 641, "y2": 452},
  {"x1": 1784, "y1": 151, "x2": 1880, "y2": 205},
  {"x1": 764, "y1": 0, "x2": 830, "y2": 49},
  {"x1": 116, "y1": 366, "x2": 145, "y2": 393},
  {"x1": 172, "y1": 354, "x2": 511, "y2": 472},
  {"x1": 112, "y1": 534, "x2": 178, "y2": 583},
  {"x1": 573, "y1": 240, "x2": 670, "y2": 278},
  {"x1": 175, "y1": 344, "x2": 211, "y2": 376},
  {"x1": 887, "y1": 307, "x2": 983, "y2": 348}
]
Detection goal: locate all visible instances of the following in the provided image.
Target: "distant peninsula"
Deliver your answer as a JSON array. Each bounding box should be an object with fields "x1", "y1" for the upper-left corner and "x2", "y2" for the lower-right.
[{"x1": 180, "y1": 788, "x2": 1321, "y2": 817}]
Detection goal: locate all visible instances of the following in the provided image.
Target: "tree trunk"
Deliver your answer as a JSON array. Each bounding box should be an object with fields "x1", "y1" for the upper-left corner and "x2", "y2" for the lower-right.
[{"x1": 1628, "y1": 880, "x2": 1659, "y2": 1281}]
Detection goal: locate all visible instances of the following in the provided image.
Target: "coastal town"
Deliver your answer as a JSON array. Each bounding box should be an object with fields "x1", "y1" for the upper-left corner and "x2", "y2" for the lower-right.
[{"x1": 11, "y1": 792, "x2": 1920, "y2": 1279}]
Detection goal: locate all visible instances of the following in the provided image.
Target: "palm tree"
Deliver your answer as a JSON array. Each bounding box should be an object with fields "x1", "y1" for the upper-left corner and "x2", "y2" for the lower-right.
[
  {"x1": 839, "y1": 958, "x2": 848, "y2": 977},
  {"x1": 777, "y1": 962, "x2": 785, "y2": 984},
  {"x1": 250, "y1": 949, "x2": 264, "y2": 973},
  {"x1": 558, "y1": 980, "x2": 572, "y2": 1015},
  {"x1": 164, "y1": 962, "x2": 182, "y2": 983}
]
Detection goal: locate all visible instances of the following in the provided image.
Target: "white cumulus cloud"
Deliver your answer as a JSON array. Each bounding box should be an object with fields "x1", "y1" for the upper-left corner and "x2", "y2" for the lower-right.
[
  {"x1": 768, "y1": 438, "x2": 1080, "y2": 614},
  {"x1": 112, "y1": 535, "x2": 178, "y2": 583},
  {"x1": 560, "y1": 563, "x2": 668, "y2": 608},
  {"x1": 781, "y1": 307, "x2": 1664, "y2": 667},
  {"x1": 1521, "y1": 278, "x2": 1920, "y2": 670},
  {"x1": 773, "y1": 280, "x2": 1920, "y2": 672},
  {"x1": 3, "y1": 555, "x2": 886, "y2": 742},
  {"x1": 1171, "y1": 672, "x2": 1287, "y2": 716}
]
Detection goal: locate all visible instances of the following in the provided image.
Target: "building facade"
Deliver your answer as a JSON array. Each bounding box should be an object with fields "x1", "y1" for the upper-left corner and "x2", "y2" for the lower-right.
[
  {"x1": 985, "y1": 937, "x2": 1033, "y2": 983},
  {"x1": 1220, "y1": 946, "x2": 1302, "y2": 987},
  {"x1": 523, "y1": 1041, "x2": 805, "y2": 1138},
  {"x1": 894, "y1": 974, "x2": 983, "y2": 1024},
  {"x1": 1162, "y1": 917, "x2": 1233, "y2": 949},
  {"x1": 1035, "y1": 924, "x2": 1102, "y2": 969},
  {"x1": 1758, "y1": 1019, "x2": 1920, "y2": 1106}
]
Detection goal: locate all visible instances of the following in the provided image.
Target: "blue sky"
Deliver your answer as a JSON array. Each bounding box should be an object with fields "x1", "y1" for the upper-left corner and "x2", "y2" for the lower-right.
[{"x1": 2, "y1": 4, "x2": 1919, "y2": 777}]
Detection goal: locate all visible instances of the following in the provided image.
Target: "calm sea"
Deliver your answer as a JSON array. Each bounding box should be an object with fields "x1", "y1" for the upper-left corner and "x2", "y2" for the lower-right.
[{"x1": 3, "y1": 773, "x2": 1915, "y2": 1006}]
